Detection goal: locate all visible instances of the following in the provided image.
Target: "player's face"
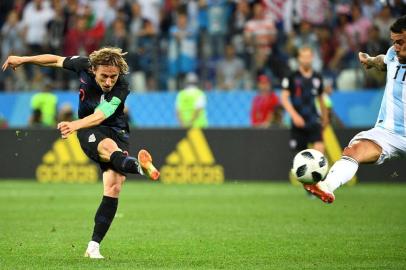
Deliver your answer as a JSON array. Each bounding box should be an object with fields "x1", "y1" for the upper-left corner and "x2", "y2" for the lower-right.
[
  {"x1": 93, "y1": 65, "x2": 120, "y2": 92},
  {"x1": 391, "y1": 31, "x2": 406, "y2": 63},
  {"x1": 298, "y1": 49, "x2": 313, "y2": 70}
]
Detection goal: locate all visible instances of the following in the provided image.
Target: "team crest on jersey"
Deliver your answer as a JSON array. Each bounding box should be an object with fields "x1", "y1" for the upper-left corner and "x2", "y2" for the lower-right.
[
  {"x1": 281, "y1": 78, "x2": 289, "y2": 88},
  {"x1": 88, "y1": 133, "x2": 96, "y2": 143},
  {"x1": 312, "y1": 78, "x2": 320, "y2": 89}
]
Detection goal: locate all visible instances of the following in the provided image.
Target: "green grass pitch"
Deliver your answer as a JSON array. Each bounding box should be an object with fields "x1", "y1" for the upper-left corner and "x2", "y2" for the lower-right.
[{"x1": 0, "y1": 181, "x2": 406, "y2": 270}]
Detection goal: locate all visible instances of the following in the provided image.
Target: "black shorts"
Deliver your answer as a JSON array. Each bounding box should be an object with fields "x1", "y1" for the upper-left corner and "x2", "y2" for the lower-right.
[
  {"x1": 289, "y1": 124, "x2": 322, "y2": 152},
  {"x1": 77, "y1": 126, "x2": 130, "y2": 173}
]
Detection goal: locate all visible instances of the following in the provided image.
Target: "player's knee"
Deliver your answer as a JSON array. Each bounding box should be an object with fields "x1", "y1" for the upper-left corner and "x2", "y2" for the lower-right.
[
  {"x1": 342, "y1": 145, "x2": 357, "y2": 158},
  {"x1": 98, "y1": 139, "x2": 119, "y2": 156},
  {"x1": 106, "y1": 182, "x2": 122, "y2": 196},
  {"x1": 111, "y1": 183, "x2": 122, "y2": 195}
]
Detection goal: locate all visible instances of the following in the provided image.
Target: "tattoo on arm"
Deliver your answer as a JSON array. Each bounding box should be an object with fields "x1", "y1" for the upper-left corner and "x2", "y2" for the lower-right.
[{"x1": 367, "y1": 55, "x2": 386, "y2": 71}]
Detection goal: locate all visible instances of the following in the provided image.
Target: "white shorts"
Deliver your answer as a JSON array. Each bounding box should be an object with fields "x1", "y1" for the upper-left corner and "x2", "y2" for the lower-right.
[{"x1": 349, "y1": 126, "x2": 406, "y2": 165}]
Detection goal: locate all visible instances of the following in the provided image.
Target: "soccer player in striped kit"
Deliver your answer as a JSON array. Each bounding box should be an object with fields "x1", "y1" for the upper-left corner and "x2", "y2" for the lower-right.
[{"x1": 305, "y1": 16, "x2": 406, "y2": 203}]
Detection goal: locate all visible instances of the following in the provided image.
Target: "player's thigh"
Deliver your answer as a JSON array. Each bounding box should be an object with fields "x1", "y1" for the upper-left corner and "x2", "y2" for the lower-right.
[
  {"x1": 97, "y1": 138, "x2": 121, "y2": 162},
  {"x1": 344, "y1": 139, "x2": 382, "y2": 164},
  {"x1": 77, "y1": 128, "x2": 108, "y2": 163},
  {"x1": 103, "y1": 169, "x2": 126, "y2": 197}
]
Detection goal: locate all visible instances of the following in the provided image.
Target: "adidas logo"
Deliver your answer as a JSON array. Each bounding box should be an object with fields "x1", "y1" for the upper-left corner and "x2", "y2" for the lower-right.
[
  {"x1": 36, "y1": 133, "x2": 98, "y2": 183},
  {"x1": 160, "y1": 128, "x2": 224, "y2": 184}
]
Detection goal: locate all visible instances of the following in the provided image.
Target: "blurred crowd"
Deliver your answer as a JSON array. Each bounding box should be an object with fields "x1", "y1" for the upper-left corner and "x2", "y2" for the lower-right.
[{"x1": 0, "y1": 0, "x2": 405, "y2": 93}]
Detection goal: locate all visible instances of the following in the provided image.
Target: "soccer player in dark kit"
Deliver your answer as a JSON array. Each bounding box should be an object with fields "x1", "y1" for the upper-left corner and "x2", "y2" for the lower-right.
[
  {"x1": 2, "y1": 47, "x2": 160, "y2": 259},
  {"x1": 281, "y1": 46, "x2": 329, "y2": 154}
]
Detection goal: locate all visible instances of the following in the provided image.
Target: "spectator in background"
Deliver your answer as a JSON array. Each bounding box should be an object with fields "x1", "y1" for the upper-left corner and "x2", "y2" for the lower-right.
[
  {"x1": 216, "y1": 43, "x2": 244, "y2": 90},
  {"x1": 137, "y1": 19, "x2": 159, "y2": 91},
  {"x1": 363, "y1": 25, "x2": 388, "y2": 88},
  {"x1": 286, "y1": 20, "x2": 322, "y2": 72},
  {"x1": 57, "y1": 102, "x2": 75, "y2": 123},
  {"x1": 30, "y1": 79, "x2": 57, "y2": 127},
  {"x1": 329, "y1": 5, "x2": 353, "y2": 72},
  {"x1": 1, "y1": 10, "x2": 25, "y2": 61},
  {"x1": 45, "y1": 0, "x2": 67, "y2": 89},
  {"x1": 168, "y1": 12, "x2": 198, "y2": 90},
  {"x1": 138, "y1": 0, "x2": 162, "y2": 31},
  {"x1": 244, "y1": 2, "x2": 277, "y2": 72},
  {"x1": 1, "y1": 10, "x2": 27, "y2": 91},
  {"x1": 205, "y1": 0, "x2": 229, "y2": 60},
  {"x1": 281, "y1": 46, "x2": 328, "y2": 154},
  {"x1": 103, "y1": 17, "x2": 128, "y2": 51},
  {"x1": 91, "y1": 0, "x2": 120, "y2": 29},
  {"x1": 127, "y1": 2, "x2": 143, "y2": 59},
  {"x1": 374, "y1": 5, "x2": 396, "y2": 43},
  {"x1": 21, "y1": 0, "x2": 55, "y2": 55},
  {"x1": 46, "y1": 0, "x2": 66, "y2": 55},
  {"x1": 63, "y1": 5, "x2": 105, "y2": 56},
  {"x1": 345, "y1": 4, "x2": 372, "y2": 54},
  {"x1": 176, "y1": 73, "x2": 208, "y2": 128},
  {"x1": 228, "y1": 0, "x2": 250, "y2": 57},
  {"x1": 250, "y1": 75, "x2": 280, "y2": 128},
  {"x1": 360, "y1": 0, "x2": 382, "y2": 20},
  {"x1": 293, "y1": 0, "x2": 330, "y2": 27},
  {"x1": 387, "y1": 0, "x2": 406, "y2": 17},
  {"x1": 317, "y1": 24, "x2": 340, "y2": 77}
]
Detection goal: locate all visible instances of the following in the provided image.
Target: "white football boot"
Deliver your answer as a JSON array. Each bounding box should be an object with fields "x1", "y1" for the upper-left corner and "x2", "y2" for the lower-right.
[{"x1": 84, "y1": 241, "x2": 104, "y2": 259}]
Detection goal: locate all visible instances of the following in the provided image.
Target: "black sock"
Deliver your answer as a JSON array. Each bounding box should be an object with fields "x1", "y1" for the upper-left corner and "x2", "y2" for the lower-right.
[
  {"x1": 92, "y1": 196, "x2": 118, "y2": 243},
  {"x1": 110, "y1": 151, "x2": 141, "y2": 175}
]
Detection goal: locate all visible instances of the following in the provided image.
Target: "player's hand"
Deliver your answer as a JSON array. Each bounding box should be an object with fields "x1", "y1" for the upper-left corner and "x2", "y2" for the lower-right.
[
  {"x1": 1, "y1": 56, "x2": 25, "y2": 71},
  {"x1": 57, "y1": 121, "x2": 77, "y2": 139},
  {"x1": 292, "y1": 114, "x2": 305, "y2": 128},
  {"x1": 358, "y1": 52, "x2": 372, "y2": 69}
]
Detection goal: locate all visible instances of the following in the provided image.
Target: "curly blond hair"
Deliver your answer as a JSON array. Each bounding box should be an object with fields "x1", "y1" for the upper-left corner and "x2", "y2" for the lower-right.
[{"x1": 89, "y1": 47, "x2": 129, "y2": 74}]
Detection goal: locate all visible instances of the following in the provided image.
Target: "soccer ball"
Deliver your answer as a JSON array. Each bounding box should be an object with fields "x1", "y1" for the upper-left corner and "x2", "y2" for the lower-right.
[{"x1": 291, "y1": 149, "x2": 328, "y2": 184}]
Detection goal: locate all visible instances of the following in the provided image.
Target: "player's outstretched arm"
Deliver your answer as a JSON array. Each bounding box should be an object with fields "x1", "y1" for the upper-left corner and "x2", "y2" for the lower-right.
[
  {"x1": 57, "y1": 110, "x2": 106, "y2": 139},
  {"x1": 358, "y1": 52, "x2": 386, "y2": 71},
  {"x1": 2, "y1": 54, "x2": 66, "y2": 71}
]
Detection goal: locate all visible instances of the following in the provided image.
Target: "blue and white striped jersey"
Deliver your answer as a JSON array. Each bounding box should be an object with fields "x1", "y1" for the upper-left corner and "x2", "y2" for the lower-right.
[{"x1": 376, "y1": 46, "x2": 406, "y2": 136}]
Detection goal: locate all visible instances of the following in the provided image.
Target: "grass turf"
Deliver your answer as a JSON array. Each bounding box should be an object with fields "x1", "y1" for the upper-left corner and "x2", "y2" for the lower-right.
[{"x1": 0, "y1": 181, "x2": 405, "y2": 270}]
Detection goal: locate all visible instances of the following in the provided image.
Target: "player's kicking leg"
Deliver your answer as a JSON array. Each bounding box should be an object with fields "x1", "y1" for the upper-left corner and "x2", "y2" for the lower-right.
[
  {"x1": 304, "y1": 139, "x2": 381, "y2": 203},
  {"x1": 137, "y1": 149, "x2": 160, "y2": 180},
  {"x1": 98, "y1": 138, "x2": 160, "y2": 180},
  {"x1": 303, "y1": 182, "x2": 335, "y2": 203}
]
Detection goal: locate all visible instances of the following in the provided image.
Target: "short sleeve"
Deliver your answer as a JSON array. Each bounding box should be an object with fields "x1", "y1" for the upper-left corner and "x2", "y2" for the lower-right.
[
  {"x1": 281, "y1": 75, "x2": 293, "y2": 94},
  {"x1": 109, "y1": 77, "x2": 130, "y2": 102},
  {"x1": 384, "y1": 46, "x2": 396, "y2": 64},
  {"x1": 63, "y1": 56, "x2": 90, "y2": 73}
]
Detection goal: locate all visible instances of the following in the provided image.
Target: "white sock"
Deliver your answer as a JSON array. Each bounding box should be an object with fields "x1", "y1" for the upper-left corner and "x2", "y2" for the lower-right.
[{"x1": 324, "y1": 156, "x2": 359, "y2": 192}]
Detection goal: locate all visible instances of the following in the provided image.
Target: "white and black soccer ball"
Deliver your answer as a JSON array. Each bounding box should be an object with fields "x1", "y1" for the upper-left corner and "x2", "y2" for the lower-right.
[{"x1": 291, "y1": 149, "x2": 328, "y2": 184}]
